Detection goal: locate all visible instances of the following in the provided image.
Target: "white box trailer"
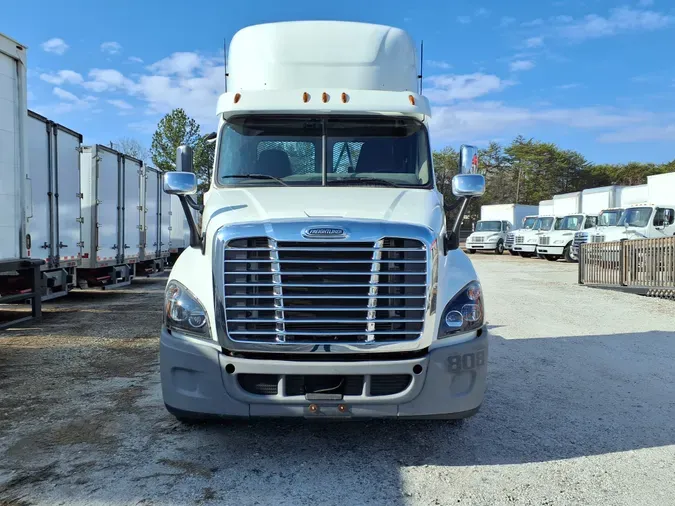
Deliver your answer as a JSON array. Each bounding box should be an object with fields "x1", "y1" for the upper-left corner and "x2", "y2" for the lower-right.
[
  {"x1": 0, "y1": 32, "x2": 42, "y2": 327},
  {"x1": 647, "y1": 172, "x2": 675, "y2": 205},
  {"x1": 136, "y1": 166, "x2": 166, "y2": 276},
  {"x1": 26, "y1": 110, "x2": 83, "y2": 300},
  {"x1": 618, "y1": 184, "x2": 648, "y2": 207},
  {"x1": 581, "y1": 185, "x2": 621, "y2": 215},
  {"x1": 78, "y1": 145, "x2": 142, "y2": 288},
  {"x1": 538, "y1": 200, "x2": 554, "y2": 215},
  {"x1": 553, "y1": 191, "x2": 582, "y2": 216},
  {"x1": 480, "y1": 204, "x2": 539, "y2": 229}
]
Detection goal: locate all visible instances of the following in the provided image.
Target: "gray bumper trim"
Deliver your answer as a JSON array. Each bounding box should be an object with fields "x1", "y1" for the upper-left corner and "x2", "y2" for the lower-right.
[{"x1": 160, "y1": 328, "x2": 488, "y2": 419}]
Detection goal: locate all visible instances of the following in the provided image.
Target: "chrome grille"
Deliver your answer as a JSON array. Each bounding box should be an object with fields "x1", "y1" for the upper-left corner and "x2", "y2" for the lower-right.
[
  {"x1": 539, "y1": 236, "x2": 550, "y2": 246},
  {"x1": 573, "y1": 233, "x2": 588, "y2": 251},
  {"x1": 505, "y1": 233, "x2": 515, "y2": 247},
  {"x1": 223, "y1": 237, "x2": 427, "y2": 344},
  {"x1": 472, "y1": 236, "x2": 485, "y2": 243},
  {"x1": 515, "y1": 235, "x2": 525, "y2": 245},
  {"x1": 591, "y1": 234, "x2": 605, "y2": 243}
]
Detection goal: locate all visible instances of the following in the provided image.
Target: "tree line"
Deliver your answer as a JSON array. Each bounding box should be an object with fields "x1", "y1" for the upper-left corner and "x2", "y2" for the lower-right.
[
  {"x1": 116, "y1": 109, "x2": 674, "y2": 218},
  {"x1": 434, "y1": 136, "x2": 675, "y2": 223}
]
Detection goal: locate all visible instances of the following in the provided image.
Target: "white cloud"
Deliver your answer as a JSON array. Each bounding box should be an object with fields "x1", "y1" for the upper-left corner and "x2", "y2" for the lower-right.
[
  {"x1": 49, "y1": 87, "x2": 97, "y2": 114},
  {"x1": 83, "y1": 69, "x2": 137, "y2": 92},
  {"x1": 101, "y1": 41, "x2": 122, "y2": 55},
  {"x1": 41, "y1": 38, "x2": 69, "y2": 55},
  {"x1": 457, "y1": 16, "x2": 471, "y2": 24},
  {"x1": 500, "y1": 16, "x2": 516, "y2": 26},
  {"x1": 39, "y1": 70, "x2": 84, "y2": 85},
  {"x1": 128, "y1": 56, "x2": 144, "y2": 64},
  {"x1": 525, "y1": 36, "x2": 544, "y2": 48},
  {"x1": 475, "y1": 8, "x2": 490, "y2": 17},
  {"x1": 556, "y1": 83, "x2": 581, "y2": 90},
  {"x1": 430, "y1": 101, "x2": 650, "y2": 143},
  {"x1": 522, "y1": 19, "x2": 544, "y2": 27},
  {"x1": 598, "y1": 125, "x2": 675, "y2": 143},
  {"x1": 559, "y1": 7, "x2": 672, "y2": 41},
  {"x1": 108, "y1": 99, "x2": 133, "y2": 110},
  {"x1": 510, "y1": 60, "x2": 536, "y2": 72},
  {"x1": 427, "y1": 60, "x2": 452, "y2": 70},
  {"x1": 147, "y1": 52, "x2": 204, "y2": 76},
  {"x1": 424, "y1": 73, "x2": 512, "y2": 103}
]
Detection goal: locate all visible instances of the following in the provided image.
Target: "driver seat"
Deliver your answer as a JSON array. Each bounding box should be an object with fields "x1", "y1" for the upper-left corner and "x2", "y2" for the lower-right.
[
  {"x1": 256, "y1": 149, "x2": 292, "y2": 178},
  {"x1": 354, "y1": 139, "x2": 398, "y2": 173}
]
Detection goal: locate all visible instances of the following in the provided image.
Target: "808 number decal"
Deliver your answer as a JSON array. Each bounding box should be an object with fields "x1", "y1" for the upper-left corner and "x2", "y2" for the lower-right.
[{"x1": 448, "y1": 349, "x2": 486, "y2": 371}]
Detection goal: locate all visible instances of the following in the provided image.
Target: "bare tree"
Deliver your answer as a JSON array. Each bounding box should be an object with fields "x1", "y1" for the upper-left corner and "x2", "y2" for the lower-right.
[{"x1": 113, "y1": 137, "x2": 150, "y2": 165}]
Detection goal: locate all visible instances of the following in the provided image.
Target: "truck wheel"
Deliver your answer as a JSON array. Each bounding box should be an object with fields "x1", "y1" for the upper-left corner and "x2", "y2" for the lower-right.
[
  {"x1": 564, "y1": 245, "x2": 576, "y2": 263},
  {"x1": 509, "y1": 250, "x2": 520, "y2": 256},
  {"x1": 495, "y1": 241, "x2": 504, "y2": 255},
  {"x1": 467, "y1": 249, "x2": 476, "y2": 254}
]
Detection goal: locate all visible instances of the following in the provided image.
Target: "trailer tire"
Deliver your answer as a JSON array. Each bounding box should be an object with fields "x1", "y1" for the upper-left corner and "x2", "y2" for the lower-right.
[{"x1": 495, "y1": 241, "x2": 504, "y2": 255}]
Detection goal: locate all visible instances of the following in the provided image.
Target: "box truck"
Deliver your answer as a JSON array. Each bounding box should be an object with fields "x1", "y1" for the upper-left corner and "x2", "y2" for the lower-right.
[
  {"x1": 538, "y1": 200, "x2": 554, "y2": 215},
  {"x1": 0, "y1": 33, "x2": 43, "y2": 327},
  {"x1": 510, "y1": 215, "x2": 562, "y2": 257},
  {"x1": 160, "y1": 21, "x2": 488, "y2": 422},
  {"x1": 25, "y1": 110, "x2": 83, "y2": 300},
  {"x1": 136, "y1": 166, "x2": 166, "y2": 276},
  {"x1": 466, "y1": 204, "x2": 538, "y2": 255},
  {"x1": 78, "y1": 145, "x2": 142, "y2": 288}
]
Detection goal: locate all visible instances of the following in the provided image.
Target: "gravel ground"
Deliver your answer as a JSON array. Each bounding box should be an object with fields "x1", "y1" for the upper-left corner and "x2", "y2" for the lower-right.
[{"x1": 1, "y1": 256, "x2": 674, "y2": 506}]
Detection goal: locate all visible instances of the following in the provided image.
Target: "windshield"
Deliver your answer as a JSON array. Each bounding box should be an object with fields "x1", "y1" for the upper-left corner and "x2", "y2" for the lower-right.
[
  {"x1": 216, "y1": 116, "x2": 431, "y2": 188},
  {"x1": 558, "y1": 215, "x2": 584, "y2": 231},
  {"x1": 522, "y1": 217, "x2": 537, "y2": 229},
  {"x1": 535, "y1": 217, "x2": 554, "y2": 230},
  {"x1": 618, "y1": 207, "x2": 653, "y2": 228},
  {"x1": 476, "y1": 221, "x2": 502, "y2": 232},
  {"x1": 599, "y1": 209, "x2": 624, "y2": 227}
]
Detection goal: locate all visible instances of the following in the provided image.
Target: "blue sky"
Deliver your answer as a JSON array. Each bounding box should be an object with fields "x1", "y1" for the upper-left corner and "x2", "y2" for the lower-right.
[{"x1": 3, "y1": 0, "x2": 675, "y2": 164}]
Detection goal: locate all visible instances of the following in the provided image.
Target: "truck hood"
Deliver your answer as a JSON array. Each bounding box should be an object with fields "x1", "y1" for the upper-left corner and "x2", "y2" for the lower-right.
[
  {"x1": 602, "y1": 227, "x2": 649, "y2": 241},
  {"x1": 202, "y1": 187, "x2": 444, "y2": 233}
]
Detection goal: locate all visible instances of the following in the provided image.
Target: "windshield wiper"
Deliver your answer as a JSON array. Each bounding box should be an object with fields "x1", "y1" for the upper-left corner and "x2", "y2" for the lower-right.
[
  {"x1": 327, "y1": 177, "x2": 402, "y2": 188},
  {"x1": 222, "y1": 174, "x2": 289, "y2": 186}
]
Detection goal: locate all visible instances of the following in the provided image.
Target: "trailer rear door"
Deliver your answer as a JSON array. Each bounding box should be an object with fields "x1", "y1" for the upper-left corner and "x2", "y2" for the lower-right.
[
  {"x1": 54, "y1": 124, "x2": 82, "y2": 263},
  {"x1": 95, "y1": 146, "x2": 120, "y2": 263}
]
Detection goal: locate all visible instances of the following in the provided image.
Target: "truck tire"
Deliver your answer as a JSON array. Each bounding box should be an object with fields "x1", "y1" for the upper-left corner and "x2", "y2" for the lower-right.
[
  {"x1": 467, "y1": 249, "x2": 476, "y2": 254},
  {"x1": 495, "y1": 241, "x2": 504, "y2": 255},
  {"x1": 564, "y1": 244, "x2": 576, "y2": 263}
]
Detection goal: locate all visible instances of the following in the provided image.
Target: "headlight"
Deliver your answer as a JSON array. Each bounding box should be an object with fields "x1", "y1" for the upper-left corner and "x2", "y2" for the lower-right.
[
  {"x1": 438, "y1": 281, "x2": 484, "y2": 339},
  {"x1": 165, "y1": 280, "x2": 211, "y2": 338}
]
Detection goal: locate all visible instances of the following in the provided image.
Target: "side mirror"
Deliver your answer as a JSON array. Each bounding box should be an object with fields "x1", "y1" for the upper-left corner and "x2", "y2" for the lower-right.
[
  {"x1": 452, "y1": 174, "x2": 485, "y2": 197},
  {"x1": 164, "y1": 172, "x2": 197, "y2": 195},
  {"x1": 176, "y1": 145, "x2": 194, "y2": 173},
  {"x1": 459, "y1": 145, "x2": 479, "y2": 174}
]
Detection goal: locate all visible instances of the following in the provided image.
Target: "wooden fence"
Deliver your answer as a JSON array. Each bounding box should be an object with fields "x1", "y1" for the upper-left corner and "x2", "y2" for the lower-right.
[{"x1": 579, "y1": 237, "x2": 675, "y2": 296}]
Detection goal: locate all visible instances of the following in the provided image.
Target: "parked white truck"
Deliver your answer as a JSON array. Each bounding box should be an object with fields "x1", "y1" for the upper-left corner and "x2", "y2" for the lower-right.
[
  {"x1": 505, "y1": 214, "x2": 537, "y2": 254},
  {"x1": 160, "y1": 21, "x2": 487, "y2": 422},
  {"x1": 511, "y1": 215, "x2": 561, "y2": 257},
  {"x1": 536, "y1": 192, "x2": 598, "y2": 261},
  {"x1": 466, "y1": 204, "x2": 537, "y2": 255},
  {"x1": 570, "y1": 185, "x2": 622, "y2": 260}
]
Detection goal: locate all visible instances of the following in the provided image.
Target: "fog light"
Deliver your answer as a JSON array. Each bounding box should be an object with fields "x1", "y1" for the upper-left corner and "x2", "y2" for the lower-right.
[
  {"x1": 445, "y1": 310, "x2": 463, "y2": 328},
  {"x1": 462, "y1": 304, "x2": 481, "y2": 322}
]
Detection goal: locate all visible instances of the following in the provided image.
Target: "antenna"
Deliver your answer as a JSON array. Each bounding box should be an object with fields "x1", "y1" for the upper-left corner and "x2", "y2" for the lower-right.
[
  {"x1": 418, "y1": 41, "x2": 424, "y2": 94},
  {"x1": 223, "y1": 38, "x2": 228, "y2": 92}
]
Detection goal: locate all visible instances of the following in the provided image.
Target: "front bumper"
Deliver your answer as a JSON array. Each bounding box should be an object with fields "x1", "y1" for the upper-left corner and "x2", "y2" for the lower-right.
[
  {"x1": 160, "y1": 327, "x2": 488, "y2": 419},
  {"x1": 536, "y1": 245, "x2": 565, "y2": 255},
  {"x1": 466, "y1": 241, "x2": 498, "y2": 250},
  {"x1": 513, "y1": 244, "x2": 537, "y2": 253}
]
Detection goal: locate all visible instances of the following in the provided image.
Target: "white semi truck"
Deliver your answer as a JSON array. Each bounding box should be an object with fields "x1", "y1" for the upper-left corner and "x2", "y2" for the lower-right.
[
  {"x1": 536, "y1": 192, "x2": 598, "y2": 261},
  {"x1": 160, "y1": 21, "x2": 487, "y2": 422},
  {"x1": 466, "y1": 203, "x2": 537, "y2": 255}
]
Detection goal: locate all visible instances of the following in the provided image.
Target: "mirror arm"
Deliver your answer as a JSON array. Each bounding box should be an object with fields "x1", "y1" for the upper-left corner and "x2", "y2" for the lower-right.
[
  {"x1": 444, "y1": 197, "x2": 472, "y2": 253},
  {"x1": 179, "y1": 196, "x2": 202, "y2": 249},
  {"x1": 185, "y1": 195, "x2": 204, "y2": 212}
]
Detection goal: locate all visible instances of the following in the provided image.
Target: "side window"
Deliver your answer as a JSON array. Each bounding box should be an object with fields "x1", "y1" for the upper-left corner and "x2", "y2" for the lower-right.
[
  {"x1": 585, "y1": 216, "x2": 598, "y2": 229},
  {"x1": 257, "y1": 141, "x2": 317, "y2": 175},
  {"x1": 654, "y1": 208, "x2": 675, "y2": 227},
  {"x1": 332, "y1": 142, "x2": 363, "y2": 173}
]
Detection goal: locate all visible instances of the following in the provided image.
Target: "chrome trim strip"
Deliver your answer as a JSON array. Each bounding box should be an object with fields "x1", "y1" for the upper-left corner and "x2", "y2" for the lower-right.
[
  {"x1": 366, "y1": 239, "x2": 383, "y2": 343},
  {"x1": 269, "y1": 238, "x2": 285, "y2": 343},
  {"x1": 213, "y1": 218, "x2": 437, "y2": 354}
]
